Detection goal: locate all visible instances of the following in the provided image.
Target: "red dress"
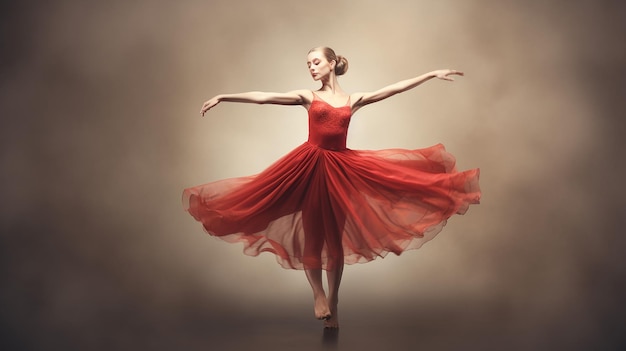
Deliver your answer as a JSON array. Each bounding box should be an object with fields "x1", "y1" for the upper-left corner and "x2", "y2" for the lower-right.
[{"x1": 183, "y1": 93, "x2": 481, "y2": 270}]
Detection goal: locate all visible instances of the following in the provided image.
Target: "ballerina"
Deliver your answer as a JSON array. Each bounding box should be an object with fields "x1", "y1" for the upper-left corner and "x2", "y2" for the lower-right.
[{"x1": 185, "y1": 46, "x2": 481, "y2": 329}]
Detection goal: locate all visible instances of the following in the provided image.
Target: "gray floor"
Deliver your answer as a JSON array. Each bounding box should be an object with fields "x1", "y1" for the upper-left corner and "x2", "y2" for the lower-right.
[{"x1": 2, "y1": 296, "x2": 622, "y2": 351}]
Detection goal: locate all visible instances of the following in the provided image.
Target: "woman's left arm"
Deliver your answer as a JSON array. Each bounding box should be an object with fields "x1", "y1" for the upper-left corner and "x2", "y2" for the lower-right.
[{"x1": 351, "y1": 69, "x2": 463, "y2": 113}]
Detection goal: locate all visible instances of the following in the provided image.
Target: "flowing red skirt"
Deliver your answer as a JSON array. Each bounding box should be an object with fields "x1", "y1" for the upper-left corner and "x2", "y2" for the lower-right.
[{"x1": 183, "y1": 142, "x2": 480, "y2": 270}]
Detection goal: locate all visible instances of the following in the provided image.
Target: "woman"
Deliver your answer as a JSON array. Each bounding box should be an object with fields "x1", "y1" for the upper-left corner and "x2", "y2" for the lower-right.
[{"x1": 184, "y1": 46, "x2": 481, "y2": 329}]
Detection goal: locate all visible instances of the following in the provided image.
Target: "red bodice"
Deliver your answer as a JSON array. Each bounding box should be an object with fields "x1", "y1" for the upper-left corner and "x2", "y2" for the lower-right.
[{"x1": 307, "y1": 97, "x2": 351, "y2": 151}]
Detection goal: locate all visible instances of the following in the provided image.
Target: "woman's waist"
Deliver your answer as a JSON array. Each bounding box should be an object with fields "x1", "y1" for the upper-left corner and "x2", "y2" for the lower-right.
[{"x1": 306, "y1": 133, "x2": 347, "y2": 151}]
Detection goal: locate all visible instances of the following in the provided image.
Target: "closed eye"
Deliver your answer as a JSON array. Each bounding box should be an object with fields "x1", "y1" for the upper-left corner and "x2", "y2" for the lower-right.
[{"x1": 307, "y1": 59, "x2": 321, "y2": 68}]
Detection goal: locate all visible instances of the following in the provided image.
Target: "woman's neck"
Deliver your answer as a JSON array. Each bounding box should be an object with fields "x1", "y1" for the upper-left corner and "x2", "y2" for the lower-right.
[{"x1": 320, "y1": 74, "x2": 343, "y2": 95}]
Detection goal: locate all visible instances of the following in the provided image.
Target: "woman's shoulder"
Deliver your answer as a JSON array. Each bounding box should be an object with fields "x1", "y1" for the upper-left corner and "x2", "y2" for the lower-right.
[
  {"x1": 287, "y1": 89, "x2": 315, "y2": 104},
  {"x1": 348, "y1": 91, "x2": 366, "y2": 102}
]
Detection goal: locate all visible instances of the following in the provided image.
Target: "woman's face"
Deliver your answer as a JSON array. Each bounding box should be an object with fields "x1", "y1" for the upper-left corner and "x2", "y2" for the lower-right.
[{"x1": 307, "y1": 51, "x2": 334, "y2": 81}]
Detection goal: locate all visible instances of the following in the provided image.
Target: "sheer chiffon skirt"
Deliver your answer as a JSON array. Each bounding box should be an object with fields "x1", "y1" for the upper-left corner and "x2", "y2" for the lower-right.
[{"x1": 183, "y1": 142, "x2": 481, "y2": 270}]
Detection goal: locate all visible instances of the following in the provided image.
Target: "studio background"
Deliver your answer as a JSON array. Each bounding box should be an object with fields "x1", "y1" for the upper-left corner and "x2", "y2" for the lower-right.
[{"x1": 1, "y1": 0, "x2": 624, "y2": 350}]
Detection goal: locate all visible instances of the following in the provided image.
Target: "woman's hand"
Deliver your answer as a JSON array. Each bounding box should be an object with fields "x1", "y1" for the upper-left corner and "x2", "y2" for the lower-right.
[
  {"x1": 200, "y1": 96, "x2": 220, "y2": 116},
  {"x1": 433, "y1": 69, "x2": 464, "y2": 81}
]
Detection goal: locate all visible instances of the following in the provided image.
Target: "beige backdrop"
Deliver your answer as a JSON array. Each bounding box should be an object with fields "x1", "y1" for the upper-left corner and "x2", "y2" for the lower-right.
[{"x1": 1, "y1": 0, "x2": 624, "y2": 350}]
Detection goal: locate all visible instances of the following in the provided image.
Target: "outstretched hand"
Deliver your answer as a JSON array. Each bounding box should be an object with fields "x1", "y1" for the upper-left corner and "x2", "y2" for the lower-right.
[
  {"x1": 434, "y1": 69, "x2": 464, "y2": 81},
  {"x1": 200, "y1": 97, "x2": 220, "y2": 116}
]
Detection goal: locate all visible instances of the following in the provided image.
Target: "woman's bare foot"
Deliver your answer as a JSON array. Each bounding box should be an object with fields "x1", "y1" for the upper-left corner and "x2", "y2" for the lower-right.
[
  {"x1": 314, "y1": 294, "x2": 331, "y2": 320},
  {"x1": 323, "y1": 298, "x2": 339, "y2": 328}
]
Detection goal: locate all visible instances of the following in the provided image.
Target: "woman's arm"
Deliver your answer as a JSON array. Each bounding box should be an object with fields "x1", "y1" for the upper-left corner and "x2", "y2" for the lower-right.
[
  {"x1": 200, "y1": 89, "x2": 311, "y2": 116},
  {"x1": 351, "y1": 69, "x2": 463, "y2": 113}
]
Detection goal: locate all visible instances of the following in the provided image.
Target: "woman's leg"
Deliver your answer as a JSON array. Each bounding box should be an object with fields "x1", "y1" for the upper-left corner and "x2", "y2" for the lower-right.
[
  {"x1": 301, "y1": 170, "x2": 345, "y2": 325},
  {"x1": 302, "y1": 199, "x2": 331, "y2": 320},
  {"x1": 323, "y1": 221, "x2": 344, "y2": 328},
  {"x1": 305, "y1": 268, "x2": 331, "y2": 320},
  {"x1": 324, "y1": 259, "x2": 343, "y2": 328}
]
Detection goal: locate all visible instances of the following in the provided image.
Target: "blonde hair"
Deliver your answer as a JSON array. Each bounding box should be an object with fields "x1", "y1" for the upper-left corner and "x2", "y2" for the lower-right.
[{"x1": 308, "y1": 46, "x2": 349, "y2": 76}]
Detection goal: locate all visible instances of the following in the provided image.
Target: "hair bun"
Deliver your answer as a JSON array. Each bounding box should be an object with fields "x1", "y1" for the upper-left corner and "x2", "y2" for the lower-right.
[{"x1": 335, "y1": 55, "x2": 349, "y2": 76}]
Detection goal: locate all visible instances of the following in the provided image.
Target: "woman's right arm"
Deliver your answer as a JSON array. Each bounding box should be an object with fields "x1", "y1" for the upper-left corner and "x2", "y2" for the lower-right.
[{"x1": 201, "y1": 90, "x2": 311, "y2": 116}]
